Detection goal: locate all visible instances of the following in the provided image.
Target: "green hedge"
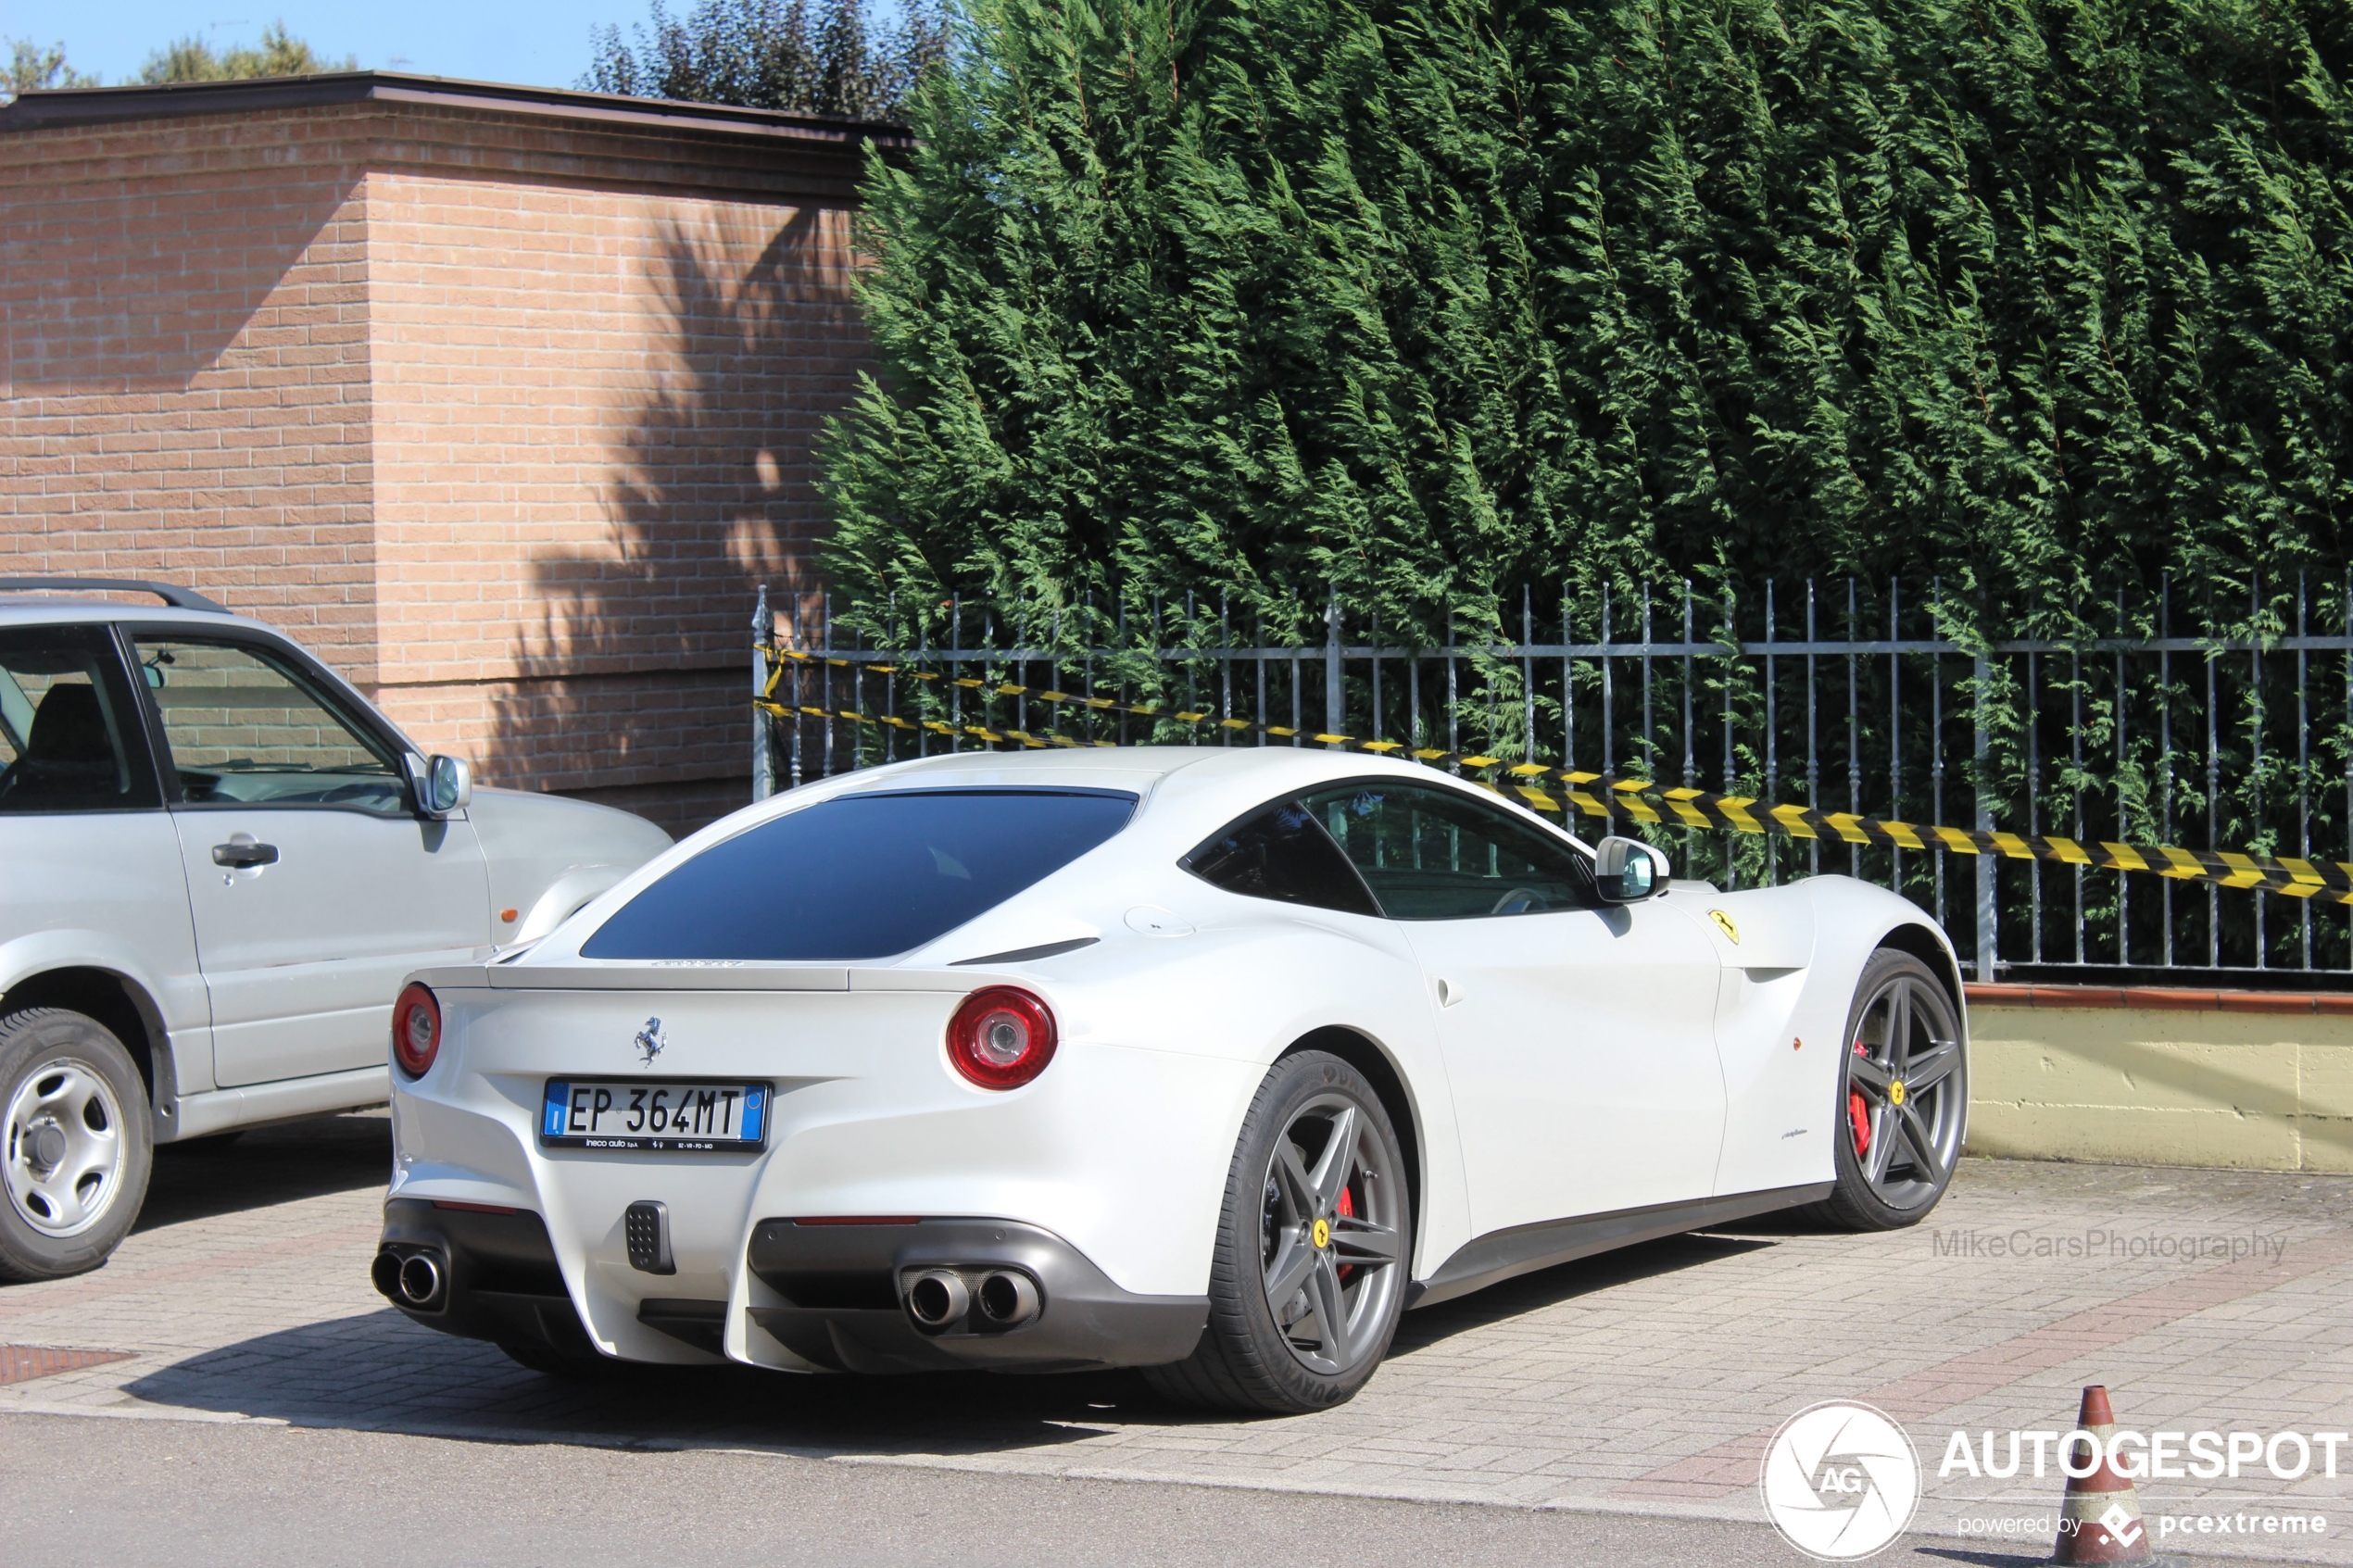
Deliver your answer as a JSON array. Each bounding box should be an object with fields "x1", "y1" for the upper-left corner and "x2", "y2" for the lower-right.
[{"x1": 818, "y1": 0, "x2": 2353, "y2": 652}]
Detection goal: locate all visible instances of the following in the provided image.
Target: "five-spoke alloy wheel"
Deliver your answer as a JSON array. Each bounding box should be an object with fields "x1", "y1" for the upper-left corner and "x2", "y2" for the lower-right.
[
  {"x1": 1812, "y1": 950, "x2": 1967, "y2": 1230},
  {"x1": 1257, "y1": 1090, "x2": 1406, "y2": 1377},
  {"x1": 1148, "y1": 1050, "x2": 1409, "y2": 1413},
  {"x1": 0, "y1": 1008, "x2": 153, "y2": 1282}
]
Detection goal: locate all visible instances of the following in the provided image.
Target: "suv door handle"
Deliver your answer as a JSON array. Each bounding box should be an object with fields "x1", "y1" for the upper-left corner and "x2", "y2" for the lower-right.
[{"x1": 211, "y1": 840, "x2": 280, "y2": 868}]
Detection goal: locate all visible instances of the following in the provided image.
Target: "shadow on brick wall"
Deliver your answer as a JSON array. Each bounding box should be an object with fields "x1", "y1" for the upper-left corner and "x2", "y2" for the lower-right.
[{"x1": 490, "y1": 204, "x2": 864, "y2": 840}]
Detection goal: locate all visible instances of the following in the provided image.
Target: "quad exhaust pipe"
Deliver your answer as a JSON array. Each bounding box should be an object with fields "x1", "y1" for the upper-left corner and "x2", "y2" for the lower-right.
[
  {"x1": 372, "y1": 1246, "x2": 447, "y2": 1311},
  {"x1": 976, "y1": 1269, "x2": 1038, "y2": 1327},
  {"x1": 398, "y1": 1253, "x2": 444, "y2": 1307},
  {"x1": 905, "y1": 1267, "x2": 1039, "y2": 1332},
  {"x1": 906, "y1": 1270, "x2": 970, "y2": 1330}
]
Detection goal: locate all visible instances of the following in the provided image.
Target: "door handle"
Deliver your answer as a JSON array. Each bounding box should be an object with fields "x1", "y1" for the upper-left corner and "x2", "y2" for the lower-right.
[{"x1": 211, "y1": 840, "x2": 280, "y2": 868}]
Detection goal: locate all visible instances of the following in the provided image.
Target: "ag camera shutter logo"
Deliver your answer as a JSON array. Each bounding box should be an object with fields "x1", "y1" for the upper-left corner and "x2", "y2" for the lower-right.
[{"x1": 1759, "y1": 1400, "x2": 1922, "y2": 1560}]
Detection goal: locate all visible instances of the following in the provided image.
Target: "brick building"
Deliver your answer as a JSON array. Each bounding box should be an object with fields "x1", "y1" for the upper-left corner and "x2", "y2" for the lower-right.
[{"x1": 0, "y1": 73, "x2": 906, "y2": 835}]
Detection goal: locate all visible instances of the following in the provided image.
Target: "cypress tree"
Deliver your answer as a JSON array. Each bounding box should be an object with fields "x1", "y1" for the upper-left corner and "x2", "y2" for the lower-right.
[{"x1": 819, "y1": 0, "x2": 2353, "y2": 649}]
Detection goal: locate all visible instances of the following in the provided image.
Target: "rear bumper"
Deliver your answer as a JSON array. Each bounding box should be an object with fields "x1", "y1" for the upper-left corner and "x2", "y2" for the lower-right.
[
  {"x1": 374, "y1": 1198, "x2": 595, "y2": 1357},
  {"x1": 376, "y1": 1202, "x2": 1207, "y2": 1374},
  {"x1": 744, "y1": 1216, "x2": 1206, "y2": 1374}
]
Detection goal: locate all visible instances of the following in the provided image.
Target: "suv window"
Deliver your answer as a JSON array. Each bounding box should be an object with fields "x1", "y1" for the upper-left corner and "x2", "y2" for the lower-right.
[
  {"x1": 0, "y1": 627, "x2": 157, "y2": 813},
  {"x1": 1180, "y1": 797, "x2": 1381, "y2": 917},
  {"x1": 131, "y1": 637, "x2": 409, "y2": 815},
  {"x1": 1302, "y1": 780, "x2": 1598, "y2": 918},
  {"x1": 582, "y1": 787, "x2": 1139, "y2": 960}
]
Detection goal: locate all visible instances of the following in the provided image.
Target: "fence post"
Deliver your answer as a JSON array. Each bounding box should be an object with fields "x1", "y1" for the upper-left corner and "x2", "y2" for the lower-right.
[
  {"x1": 1325, "y1": 591, "x2": 1343, "y2": 743},
  {"x1": 750, "y1": 583, "x2": 774, "y2": 803},
  {"x1": 1973, "y1": 647, "x2": 1996, "y2": 982}
]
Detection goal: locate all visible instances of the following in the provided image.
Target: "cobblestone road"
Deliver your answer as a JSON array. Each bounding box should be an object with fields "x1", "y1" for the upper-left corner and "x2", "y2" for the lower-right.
[{"x1": 3, "y1": 1112, "x2": 2348, "y2": 1562}]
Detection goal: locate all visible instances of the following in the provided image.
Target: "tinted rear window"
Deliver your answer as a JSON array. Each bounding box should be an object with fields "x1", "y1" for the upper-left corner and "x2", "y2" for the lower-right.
[{"x1": 581, "y1": 788, "x2": 1138, "y2": 960}]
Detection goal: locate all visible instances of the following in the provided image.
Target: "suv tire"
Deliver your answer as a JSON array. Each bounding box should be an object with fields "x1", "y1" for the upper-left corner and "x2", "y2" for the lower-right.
[{"x1": 0, "y1": 1008, "x2": 154, "y2": 1282}]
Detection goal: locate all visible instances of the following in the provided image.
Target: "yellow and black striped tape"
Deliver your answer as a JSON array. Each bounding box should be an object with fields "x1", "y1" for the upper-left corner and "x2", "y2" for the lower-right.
[{"x1": 758, "y1": 646, "x2": 2352, "y2": 906}]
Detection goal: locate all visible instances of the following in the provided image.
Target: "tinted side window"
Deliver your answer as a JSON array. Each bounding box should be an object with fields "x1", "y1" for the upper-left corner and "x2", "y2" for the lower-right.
[
  {"x1": 583, "y1": 787, "x2": 1137, "y2": 960},
  {"x1": 131, "y1": 638, "x2": 409, "y2": 815},
  {"x1": 1181, "y1": 797, "x2": 1380, "y2": 917},
  {"x1": 1302, "y1": 781, "x2": 1598, "y2": 918},
  {"x1": 0, "y1": 626, "x2": 157, "y2": 814}
]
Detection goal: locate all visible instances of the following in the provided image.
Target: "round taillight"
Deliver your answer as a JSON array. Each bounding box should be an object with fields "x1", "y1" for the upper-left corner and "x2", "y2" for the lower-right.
[
  {"x1": 392, "y1": 983, "x2": 441, "y2": 1078},
  {"x1": 947, "y1": 986, "x2": 1057, "y2": 1090}
]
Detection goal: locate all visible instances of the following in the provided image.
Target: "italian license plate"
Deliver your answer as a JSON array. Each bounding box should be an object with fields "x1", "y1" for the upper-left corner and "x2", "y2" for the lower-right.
[{"x1": 539, "y1": 1079, "x2": 769, "y2": 1152}]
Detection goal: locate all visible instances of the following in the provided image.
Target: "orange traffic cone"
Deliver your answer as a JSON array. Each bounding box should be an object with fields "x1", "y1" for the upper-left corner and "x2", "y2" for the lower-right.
[{"x1": 2053, "y1": 1385, "x2": 2153, "y2": 1562}]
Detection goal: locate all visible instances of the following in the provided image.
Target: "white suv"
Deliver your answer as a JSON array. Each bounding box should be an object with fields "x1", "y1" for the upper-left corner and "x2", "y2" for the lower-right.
[{"x1": 0, "y1": 578, "x2": 673, "y2": 1281}]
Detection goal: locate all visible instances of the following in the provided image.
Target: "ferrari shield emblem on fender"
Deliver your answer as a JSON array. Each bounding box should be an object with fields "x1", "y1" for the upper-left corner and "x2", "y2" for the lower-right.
[{"x1": 1709, "y1": 909, "x2": 1741, "y2": 945}]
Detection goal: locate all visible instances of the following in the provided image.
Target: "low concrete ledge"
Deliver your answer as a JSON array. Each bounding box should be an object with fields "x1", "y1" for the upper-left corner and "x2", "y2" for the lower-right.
[
  {"x1": 1965, "y1": 981, "x2": 2353, "y2": 1015},
  {"x1": 1961, "y1": 983, "x2": 2353, "y2": 1172}
]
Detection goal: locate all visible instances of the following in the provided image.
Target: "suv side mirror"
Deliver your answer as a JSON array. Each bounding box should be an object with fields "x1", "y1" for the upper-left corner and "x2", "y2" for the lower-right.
[
  {"x1": 1593, "y1": 835, "x2": 1667, "y2": 903},
  {"x1": 405, "y1": 752, "x2": 472, "y2": 818}
]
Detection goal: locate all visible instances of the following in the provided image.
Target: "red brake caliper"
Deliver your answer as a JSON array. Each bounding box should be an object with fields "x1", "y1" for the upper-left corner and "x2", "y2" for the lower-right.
[
  {"x1": 1335, "y1": 1184, "x2": 1355, "y2": 1281},
  {"x1": 1848, "y1": 1041, "x2": 1871, "y2": 1155}
]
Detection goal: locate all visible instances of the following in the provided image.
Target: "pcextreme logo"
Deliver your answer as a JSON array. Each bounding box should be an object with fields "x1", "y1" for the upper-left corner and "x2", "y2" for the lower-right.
[{"x1": 1760, "y1": 1400, "x2": 1922, "y2": 1561}]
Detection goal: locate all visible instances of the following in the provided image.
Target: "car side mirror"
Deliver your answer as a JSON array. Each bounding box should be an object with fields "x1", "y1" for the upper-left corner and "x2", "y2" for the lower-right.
[
  {"x1": 1593, "y1": 835, "x2": 1667, "y2": 903},
  {"x1": 405, "y1": 752, "x2": 472, "y2": 818}
]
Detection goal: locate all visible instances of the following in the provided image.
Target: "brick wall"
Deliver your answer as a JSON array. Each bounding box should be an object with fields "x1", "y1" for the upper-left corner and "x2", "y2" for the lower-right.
[
  {"x1": 0, "y1": 107, "x2": 381, "y2": 674},
  {"x1": 1, "y1": 81, "x2": 886, "y2": 837}
]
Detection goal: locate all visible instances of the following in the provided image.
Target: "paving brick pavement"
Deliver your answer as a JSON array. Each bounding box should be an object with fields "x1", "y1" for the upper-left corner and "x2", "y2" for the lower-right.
[{"x1": 3, "y1": 1111, "x2": 2350, "y2": 1562}]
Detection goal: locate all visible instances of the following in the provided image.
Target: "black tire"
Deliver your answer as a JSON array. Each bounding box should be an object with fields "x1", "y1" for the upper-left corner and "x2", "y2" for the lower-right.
[
  {"x1": 0, "y1": 1008, "x2": 154, "y2": 1283},
  {"x1": 1145, "y1": 1049, "x2": 1410, "y2": 1415},
  {"x1": 1807, "y1": 949, "x2": 1968, "y2": 1232}
]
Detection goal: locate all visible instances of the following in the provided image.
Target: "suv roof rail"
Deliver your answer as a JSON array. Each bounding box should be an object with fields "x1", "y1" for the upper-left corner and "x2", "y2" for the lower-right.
[{"x1": 0, "y1": 576, "x2": 230, "y2": 615}]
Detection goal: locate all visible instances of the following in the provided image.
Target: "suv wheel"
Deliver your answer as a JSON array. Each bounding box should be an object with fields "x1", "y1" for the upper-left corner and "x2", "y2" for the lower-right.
[{"x1": 0, "y1": 1009, "x2": 153, "y2": 1282}]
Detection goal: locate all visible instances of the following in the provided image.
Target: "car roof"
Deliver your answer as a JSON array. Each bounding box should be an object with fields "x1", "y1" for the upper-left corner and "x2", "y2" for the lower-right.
[
  {"x1": 800, "y1": 743, "x2": 1587, "y2": 844},
  {"x1": 822, "y1": 743, "x2": 1478, "y2": 796},
  {"x1": 0, "y1": 597, "x2": 291, "y2": 640},
  {"x1": 826, "y1": 745, "x2": 1221, "y2": 793}
]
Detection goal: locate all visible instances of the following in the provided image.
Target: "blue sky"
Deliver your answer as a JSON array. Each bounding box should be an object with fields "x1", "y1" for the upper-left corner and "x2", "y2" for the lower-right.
[{"x1": 9, "y1": 2, "x2": 618, "y2": 90}]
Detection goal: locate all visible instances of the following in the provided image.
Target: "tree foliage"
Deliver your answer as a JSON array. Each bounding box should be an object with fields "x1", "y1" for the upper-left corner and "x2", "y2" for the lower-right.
[
  {"x1": 4, "y1": 39, "x2": 98, "y2": 99},
  {"x1": 583, "y1": 0, "x2": 946, "y2": 121},
  {"x1": 818, "y1": 0, "x2": 2353, "y2": 651},
  {"x1": 137, "y1": 22, "x2": 354, "y2": 83}
]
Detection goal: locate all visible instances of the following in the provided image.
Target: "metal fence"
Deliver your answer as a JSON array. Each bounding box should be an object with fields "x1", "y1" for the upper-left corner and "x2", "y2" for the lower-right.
[{"x1": 751, "y1": 576, "x2": 2353, "y2": 988}]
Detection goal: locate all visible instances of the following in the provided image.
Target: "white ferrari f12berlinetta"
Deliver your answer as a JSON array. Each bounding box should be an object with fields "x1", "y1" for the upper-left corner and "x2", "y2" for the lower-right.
[{"x1": 378, "y1": 746, "x2": 1968, "y2": 1412}]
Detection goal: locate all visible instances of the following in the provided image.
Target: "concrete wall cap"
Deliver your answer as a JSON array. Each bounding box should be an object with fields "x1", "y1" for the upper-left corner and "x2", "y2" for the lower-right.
[{"x1": 1965, "y1": 980, "x2": 2353, "y2": 1016}]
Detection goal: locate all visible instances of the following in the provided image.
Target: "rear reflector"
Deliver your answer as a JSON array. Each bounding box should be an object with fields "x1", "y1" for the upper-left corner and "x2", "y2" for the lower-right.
[
  {"x1": 431, "y1": 1200, "x2": 518, "y2": 1214},
  {"x1": 792, "y1": 1216, "x2": 920, "y2": 1226}
]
